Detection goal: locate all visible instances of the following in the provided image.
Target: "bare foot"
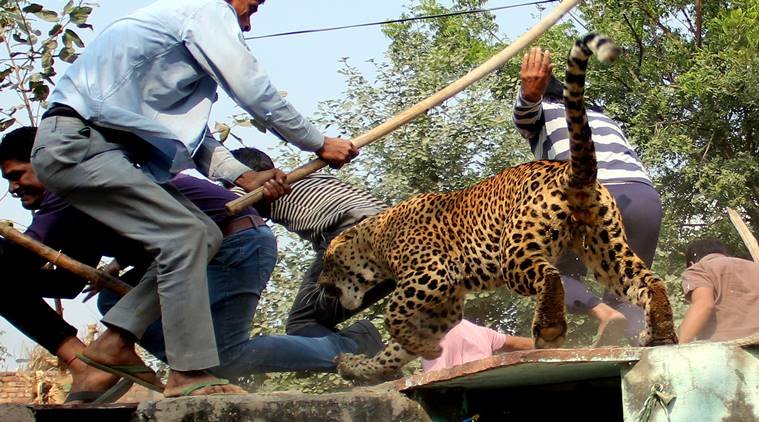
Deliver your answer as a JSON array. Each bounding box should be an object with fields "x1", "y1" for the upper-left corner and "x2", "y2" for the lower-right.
[
  {"x1": 73, "y1": 328, "x2": 163, "y2": 393},
  {"x1": 590, "y1": 305, "x2": 629, "y2": 347},
  {"x1": 163, "y1": 371, "x2": 245, "y2": 397}
]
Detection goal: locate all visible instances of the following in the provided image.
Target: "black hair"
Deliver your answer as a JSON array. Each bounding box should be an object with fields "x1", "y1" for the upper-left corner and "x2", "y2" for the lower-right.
[
  {"x1": 543, "y1": 75, "x2": 565, "y2": 103},
  {"x1": 231, "y1": 147, "x2": 275, "y2": 172},
  {"x1": 0, "y1": 126, "x2": 37, "y2": 163},
  {"x1": 684, "y1": 238, "x2": 730, "y2": 266}
]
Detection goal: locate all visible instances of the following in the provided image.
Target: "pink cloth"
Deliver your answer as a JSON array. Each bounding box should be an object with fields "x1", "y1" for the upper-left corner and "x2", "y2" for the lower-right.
[{"x1": 421, "y1": 320, "x2": 508, "y2": 372}]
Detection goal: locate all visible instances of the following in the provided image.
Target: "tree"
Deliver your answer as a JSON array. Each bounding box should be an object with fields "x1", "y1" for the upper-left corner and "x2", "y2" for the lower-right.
[
  {"x1": 0, "y1": 0, "x2": 94, "y2": 130},
  {"x1": 272, "y1": 0, "x2": 759, "y2": 362},
  {"x1": 575, "y1": 0, "x2": 759, "y2": 266}
]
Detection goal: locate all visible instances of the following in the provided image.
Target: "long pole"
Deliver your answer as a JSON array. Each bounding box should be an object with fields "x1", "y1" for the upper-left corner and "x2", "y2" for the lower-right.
[
  {"x1": 0, "y1": 222, "x2": 132, "y2": 296},
  {"x1": 727, "y1": 208, "x2": 759, "y2": 263},
  {"x1": 226, "y1": 0, "x2": 583, "y2": 215}
]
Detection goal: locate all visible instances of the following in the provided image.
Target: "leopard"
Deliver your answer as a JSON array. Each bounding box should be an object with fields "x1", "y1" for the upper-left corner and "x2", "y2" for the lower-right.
[{"x1": 318, "y1": 34, "x2": 678, "y2": 383}]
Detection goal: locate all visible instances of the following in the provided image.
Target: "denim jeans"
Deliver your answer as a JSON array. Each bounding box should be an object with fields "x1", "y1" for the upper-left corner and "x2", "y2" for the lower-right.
[{"x1": 98, "y1": 226, "x2": 359, "y2": 379}]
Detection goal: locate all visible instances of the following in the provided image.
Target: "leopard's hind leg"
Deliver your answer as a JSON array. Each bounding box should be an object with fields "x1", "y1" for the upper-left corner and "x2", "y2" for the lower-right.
[
  {"x1": 576, "y1": 206, "x2": 677, "y2": 346},
  {"x1": 502, "y1": 253, "x2": 567, "y2": 348}
]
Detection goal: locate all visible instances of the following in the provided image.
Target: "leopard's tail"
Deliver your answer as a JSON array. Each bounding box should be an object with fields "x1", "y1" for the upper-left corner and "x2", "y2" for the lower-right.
[{"x1": 564, "y1": 33, "x2": 620, "y2": 224}]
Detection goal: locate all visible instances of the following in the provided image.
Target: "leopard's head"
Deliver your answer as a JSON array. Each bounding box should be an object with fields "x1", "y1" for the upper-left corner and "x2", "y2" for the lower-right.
[{"x1": 318, "y1": 221, "x2": 389, "y2": 310}]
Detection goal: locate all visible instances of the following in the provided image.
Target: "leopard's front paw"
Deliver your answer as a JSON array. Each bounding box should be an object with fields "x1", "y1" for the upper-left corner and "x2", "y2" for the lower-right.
[
  {"x1": 639, "y1": 329, "x2": 678, "y2": 347},
  {"x1": 336, "y1": 353, "x2": 378, "y2": 382},
  {"x1": 335, "y1": 353, "x2": 404, "y2": 385},
  {"x1": 533, "y1": 320, "x2": 567, "y2": 349}
]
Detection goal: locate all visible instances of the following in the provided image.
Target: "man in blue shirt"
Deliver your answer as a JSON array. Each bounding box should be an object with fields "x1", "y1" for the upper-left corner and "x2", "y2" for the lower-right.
[{"x1": 30, "y1": 0, "x2": 357, "y2": 397}]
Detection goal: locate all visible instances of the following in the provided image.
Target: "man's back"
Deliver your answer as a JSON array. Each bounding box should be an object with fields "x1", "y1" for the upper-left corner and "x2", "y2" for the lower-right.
[
  {"x1": 421, "y1": 320, "x2": 508, "y2": 372},
  {"x1": 682, "y1": 254, "x2": 759, "y2": 341}
]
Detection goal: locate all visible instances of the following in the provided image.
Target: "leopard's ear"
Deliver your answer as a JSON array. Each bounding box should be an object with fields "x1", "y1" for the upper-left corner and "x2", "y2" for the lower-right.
[{"x1": 329, "y1": 226, "x2": 359, "y2": 251}]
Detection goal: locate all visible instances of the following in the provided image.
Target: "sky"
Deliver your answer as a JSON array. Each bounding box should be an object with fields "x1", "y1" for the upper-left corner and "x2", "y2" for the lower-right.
[{"x1": 0, "y1": 0, "x2": 555, "y2": 369}]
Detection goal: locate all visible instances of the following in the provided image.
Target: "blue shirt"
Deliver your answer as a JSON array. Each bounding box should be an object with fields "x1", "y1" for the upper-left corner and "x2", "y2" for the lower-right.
[{"x1": 49, "y1": 0, "x2": 325, "y2": 182}]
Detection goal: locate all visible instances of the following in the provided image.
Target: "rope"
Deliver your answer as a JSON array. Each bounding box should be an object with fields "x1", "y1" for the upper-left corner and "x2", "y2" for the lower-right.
[
  {"x1": 636, "y1": 383, "x2": 675, "y2": 422},
  {"x1": 244, "y1": 0, "x2": 559, "y2": 40}
]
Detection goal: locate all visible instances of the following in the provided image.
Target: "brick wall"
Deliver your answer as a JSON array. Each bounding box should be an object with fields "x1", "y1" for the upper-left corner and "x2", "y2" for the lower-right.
[
  {"x1": 0, "y1": 373, "x2": 34, "y2": 404},
  {"x1": 0, "y1": 371, "x2": 162, "y2": 404}
]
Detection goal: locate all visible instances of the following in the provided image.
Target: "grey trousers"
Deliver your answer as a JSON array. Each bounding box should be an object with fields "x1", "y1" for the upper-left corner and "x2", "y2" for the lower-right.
[{"x1": 32, "y1": 116, "x2": 222, "y2": 370}]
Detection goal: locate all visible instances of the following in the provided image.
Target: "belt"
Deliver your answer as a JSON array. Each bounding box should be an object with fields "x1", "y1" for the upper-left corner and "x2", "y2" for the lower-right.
[
  {"x1": 222, "y1": 215, "x2": 267, "y2": 237},
  {"x1": 42, "y1": 103, "x2": 85, "y2": 120},
  {"x1": 41, "y1": 103, "x2": 151, "y2": 159}
]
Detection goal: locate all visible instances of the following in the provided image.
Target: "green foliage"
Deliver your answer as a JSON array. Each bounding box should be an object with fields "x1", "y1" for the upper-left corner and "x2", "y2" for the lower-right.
[
  {"x1": 0, "y1": 0, "x2": 94, "y2": 129},
  {"x1": 258, "y1": 0, "x2": 759, "y2": 392},
  {"x1": 575, "y1": 0, "x2": 759, "y2": 258}
]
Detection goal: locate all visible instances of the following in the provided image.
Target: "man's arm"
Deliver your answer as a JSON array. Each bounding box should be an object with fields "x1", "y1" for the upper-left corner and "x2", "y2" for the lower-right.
[
  {"x1": 678, "y1": 287, "x2": 716, "y2": 343},
  {"x1": 182, "y1": 2, "x2": 356, "y2": 168},
  {"x1": 495, "y1": 336, "x2": 534, "y2": 353},
  {"x1": 193, "y1": 131, "x2": 251, "y2": 183},
  {"x1": 193, "y1": 130, "x2": 291, "y2": 199},
  {"x1": 513, "y1": 48, "x2": 553, "y2": 142}
]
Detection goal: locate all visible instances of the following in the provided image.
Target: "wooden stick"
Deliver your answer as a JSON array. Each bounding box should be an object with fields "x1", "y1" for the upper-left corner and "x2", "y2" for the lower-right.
[
  {"x1": 727, "y1": 207, "x2": 759, "y2": 263},
  {"x1": 0, "y1": 221, "x2": 132, "y2": 296},
  {"x1": 226, "y1": 0, "x2": 583, "y2": 215}
]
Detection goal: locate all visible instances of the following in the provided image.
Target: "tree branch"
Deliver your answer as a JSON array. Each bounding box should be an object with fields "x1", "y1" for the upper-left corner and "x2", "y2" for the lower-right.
[
  {"x1": 622, "y1": 13, "x2": 644, "y2": 77},
  {"x1": 3, "y1": 39, "x2": 36, "y2": 126},
  {"x1": 694, "y1": 0, "x2": 703, "y2": 48},
  {"x1": 635, "y1": 0, "x2": 684, "y2": 46}
]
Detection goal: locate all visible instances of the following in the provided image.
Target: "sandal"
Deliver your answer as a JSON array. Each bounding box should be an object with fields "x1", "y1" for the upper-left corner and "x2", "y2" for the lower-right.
[
  {"x1": 164, "y1": 378, "x2": 245, "y2": 398},
  {"x1": 64, "y1": 378, "x2": 134, "y2": 405},
  {"x1": 76, "y1": 353, "x2": 164, "y2": 393}
]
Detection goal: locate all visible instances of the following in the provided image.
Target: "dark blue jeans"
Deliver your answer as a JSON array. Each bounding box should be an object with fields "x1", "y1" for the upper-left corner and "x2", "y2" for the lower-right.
[{"x1": 98, "y1": 226, "x2": 359, "y2": 379}]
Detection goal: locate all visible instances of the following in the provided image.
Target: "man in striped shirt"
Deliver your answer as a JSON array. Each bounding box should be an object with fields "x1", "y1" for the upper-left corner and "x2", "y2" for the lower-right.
[
  {"x1": 230, "y1": 148, "x2": 392, "y2": 348},
  {"x1": 512, "y1": 48, "x2": 664, "y2": 345}
]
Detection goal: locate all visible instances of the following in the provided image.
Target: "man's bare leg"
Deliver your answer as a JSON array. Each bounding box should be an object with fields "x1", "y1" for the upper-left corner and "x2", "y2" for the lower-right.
[{"x1": 589, "y1": 303, "x2": 628, "y2": 347}]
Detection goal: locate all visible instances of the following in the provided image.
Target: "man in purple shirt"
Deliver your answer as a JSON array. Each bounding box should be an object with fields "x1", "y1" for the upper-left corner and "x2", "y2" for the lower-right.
[{"x1": 0, "y1": 127, "x2": 377, "y2": 403}]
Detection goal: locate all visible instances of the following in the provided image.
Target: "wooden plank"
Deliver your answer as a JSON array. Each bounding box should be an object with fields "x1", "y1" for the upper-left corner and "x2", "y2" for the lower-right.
[{"x1": 727, "y1": 207, "x2": 759, "y2": 263}]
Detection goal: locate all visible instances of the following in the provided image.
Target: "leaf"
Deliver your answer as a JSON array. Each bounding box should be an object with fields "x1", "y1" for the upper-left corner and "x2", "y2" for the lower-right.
[
  {"x1": 58, "y1": 47, "x2": 77, "y2": 63},
  {"x1": 29, "y1": 80, "x2": 49, "y2": 101},
  {"x1": 63, "y1": 0, "x2": 74, "y2": 15},
  {"x1": 48, "y1": 24, "x2": 62, "y2": 37},
  {"x1": 12, "y1": 33, "x2": 28, "y2": 43},
  {"x1": 69, "y1": 6, "x2": 93, "y2": 25},
  {"x1": 63, "y1": 29, "x2": 83, "y2": 48},
  {"x1": 34, "y1": 10, "x2": 59, "y2": 22},
  {"x1": 41, "y1": 48, "x2": 54, "y2": 71},
  {"x1": 0, "y1": 67, "x2": 12, "y2": 83},
  {"x1": 0, "y1": 118, "x2": 16, "y2": 131},
  {"x1": 21, "y1": 4, "x2": 43, "y2": 13},
  {"x1": 214, "y1": 122, "x2": 231, "y2": 142}
]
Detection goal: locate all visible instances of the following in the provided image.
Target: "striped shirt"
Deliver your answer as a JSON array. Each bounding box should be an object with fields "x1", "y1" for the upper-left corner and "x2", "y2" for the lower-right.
[
  {"x1": 232, "y1": 174, "x2": 387, "y2": 246},
  {"x1": 513, "y1": 95, "x2": 652, "y2": 185}
]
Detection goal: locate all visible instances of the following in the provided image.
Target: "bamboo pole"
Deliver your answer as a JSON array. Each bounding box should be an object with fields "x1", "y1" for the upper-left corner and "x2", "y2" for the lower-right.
[
  {"x1": 0, "y1": 221, "x2": 132, "y2": 296},
  {"x1": 226, "y1": 0, "x2": 583, "y2": 215},
  {"x1": 727, "y1": 208, "x2": 759, "y2": 263}
]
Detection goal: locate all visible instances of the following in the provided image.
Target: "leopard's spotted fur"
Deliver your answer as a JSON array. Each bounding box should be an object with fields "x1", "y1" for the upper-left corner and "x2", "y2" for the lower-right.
[{"x1": 319, "y1": 34, "x2": 678, "y2": 383}]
